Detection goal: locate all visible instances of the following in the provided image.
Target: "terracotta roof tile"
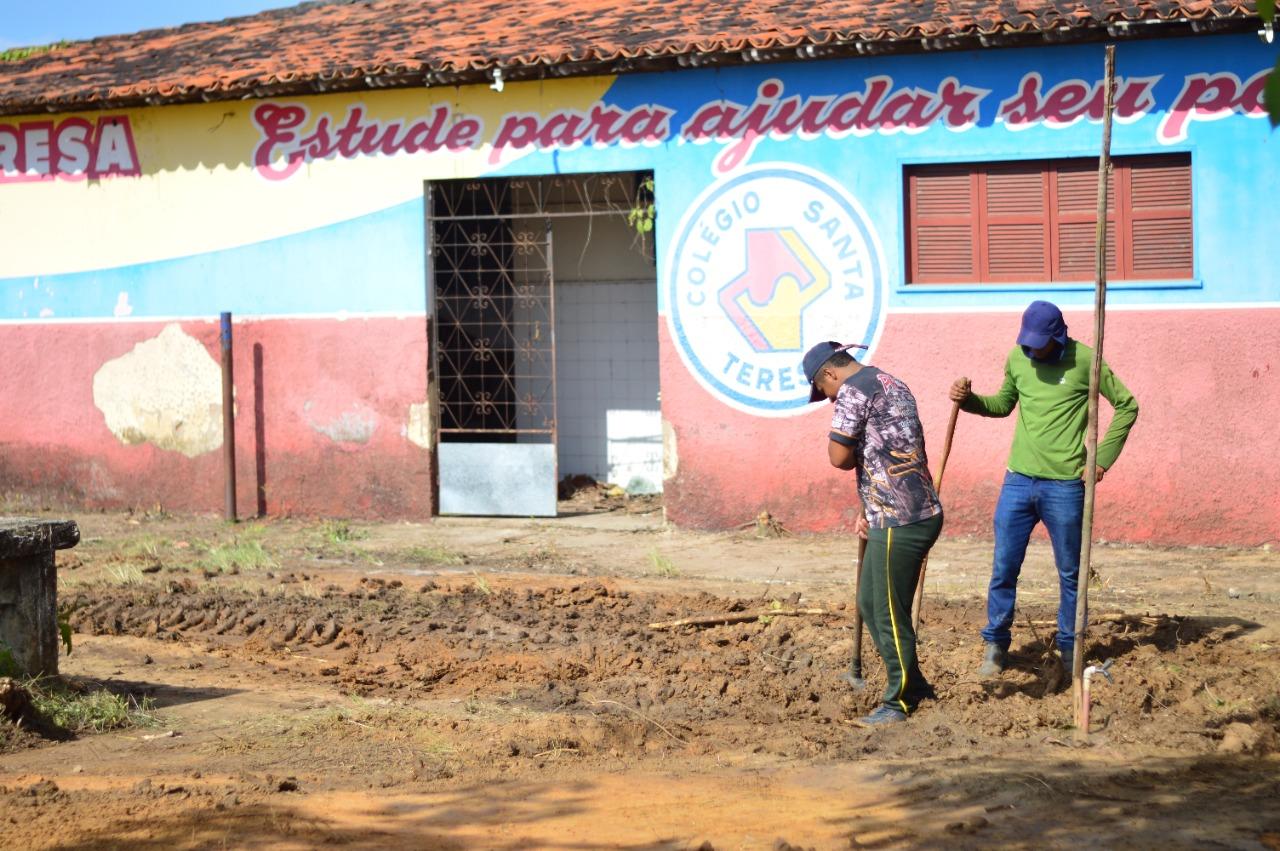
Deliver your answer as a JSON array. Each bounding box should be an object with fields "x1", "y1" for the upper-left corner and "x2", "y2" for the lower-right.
[{"x1": 0, "y1": 0, "x2": 1259, "y2": 114}]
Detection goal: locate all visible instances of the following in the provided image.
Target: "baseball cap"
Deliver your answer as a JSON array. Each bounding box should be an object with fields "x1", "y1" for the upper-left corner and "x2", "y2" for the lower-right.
[
  {"x1": 1016, "y1": 300, "x2": 1069, "y2": 357},
  {"x1": 802, "y1": 341, "x2": 868, "y2": 403}
]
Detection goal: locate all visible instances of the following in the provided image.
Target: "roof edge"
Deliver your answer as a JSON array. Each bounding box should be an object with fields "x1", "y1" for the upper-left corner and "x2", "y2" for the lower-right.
[{"x1": 0, "y1": 15, "x2": 1258, "y2": 117}]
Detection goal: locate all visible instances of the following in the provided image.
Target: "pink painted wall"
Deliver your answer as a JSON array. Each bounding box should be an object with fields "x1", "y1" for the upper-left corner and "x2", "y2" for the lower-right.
[
  {"x1": 3, "y1": 308, "x2": 1275, "y2": 547},
  {"x1": 0, "y1": 318, "x2": 432, "y2": 519},
  {"x1": 660, "y1": 308, "x2": 1280, "y2": 547}
]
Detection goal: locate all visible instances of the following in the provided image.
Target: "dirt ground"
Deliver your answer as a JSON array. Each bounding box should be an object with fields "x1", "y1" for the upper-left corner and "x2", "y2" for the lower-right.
[{"x1": 2, "y1": 495, "x2": 1279, "y2": 850}]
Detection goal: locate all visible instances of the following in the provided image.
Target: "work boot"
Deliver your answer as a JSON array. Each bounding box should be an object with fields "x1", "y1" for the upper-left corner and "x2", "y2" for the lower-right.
[
  {"x1": 1059, "y1": 646, "x2": 1073, "y2": 675},
  {"x1": 978, "y1": 642, "x2": 1006, "y2": 678},
  {"x1": 849, "y1": 705, "x2": 908, "y2": 727}
]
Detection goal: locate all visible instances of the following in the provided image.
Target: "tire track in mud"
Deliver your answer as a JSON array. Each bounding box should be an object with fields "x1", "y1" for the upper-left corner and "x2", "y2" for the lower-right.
[{"x1": 64, "y1": 578, "x2": 1280, "y2": 758}]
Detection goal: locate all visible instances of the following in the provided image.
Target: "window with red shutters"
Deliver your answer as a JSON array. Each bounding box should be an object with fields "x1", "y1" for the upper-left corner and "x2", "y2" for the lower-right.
[
  {"x1": 904, "y1": 154, "x2": 1193, "y2": 284},
  {"x1": 1052, "y1": 159, "x2": 1118, "y2": 281}
]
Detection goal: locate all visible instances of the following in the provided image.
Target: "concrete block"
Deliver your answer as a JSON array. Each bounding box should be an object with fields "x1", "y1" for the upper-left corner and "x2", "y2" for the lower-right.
[{"x1": 0, "y1": 518, "x2": 79, "y2": 677}]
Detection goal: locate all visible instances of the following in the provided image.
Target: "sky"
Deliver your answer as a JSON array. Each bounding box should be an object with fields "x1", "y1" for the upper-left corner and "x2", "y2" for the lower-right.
[{"x1": 0, "y1": 1, "x2": 303, "y2": 50}]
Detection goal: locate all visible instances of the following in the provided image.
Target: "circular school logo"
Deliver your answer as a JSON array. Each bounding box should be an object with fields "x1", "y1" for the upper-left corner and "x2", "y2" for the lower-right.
[{"x1": 666, "y1": 164, "x2": 887, "y2": 416}]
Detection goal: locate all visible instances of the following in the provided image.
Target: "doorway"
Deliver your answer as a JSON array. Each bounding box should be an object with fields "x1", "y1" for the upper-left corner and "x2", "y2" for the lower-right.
[{"x1": 428, "y1": 173, "x2": 659, "y2": 516}]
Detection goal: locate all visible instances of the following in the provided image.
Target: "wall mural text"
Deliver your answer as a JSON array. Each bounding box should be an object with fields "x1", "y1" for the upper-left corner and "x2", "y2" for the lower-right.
[
  {"x1": 0, "y1": 115, "x2": 140, "y2": 183},
  {"x1": 250, "y1": 68, "x2": 1272, "y2": 180}
]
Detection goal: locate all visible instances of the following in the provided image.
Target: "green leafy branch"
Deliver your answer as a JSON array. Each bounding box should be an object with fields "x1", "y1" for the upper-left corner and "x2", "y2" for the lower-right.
[
  {"x1": 627, "y1": 176, "x2": 656, "y2": 235},
  {"x1": 1262, "y1": 0, "x2": 1280, "y2": 127},
  {"x1": 58, "y1": 616, "x2": 73, "y2": 656},
  {"x1": 58, "y1": 601, "x2": 81, "y2": 656}
]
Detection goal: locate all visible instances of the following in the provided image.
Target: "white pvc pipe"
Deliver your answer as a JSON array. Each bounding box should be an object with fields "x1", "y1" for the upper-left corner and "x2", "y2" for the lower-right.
[{"x1": 1081, "y1": 665, "x2": 1098, "y2": 733}]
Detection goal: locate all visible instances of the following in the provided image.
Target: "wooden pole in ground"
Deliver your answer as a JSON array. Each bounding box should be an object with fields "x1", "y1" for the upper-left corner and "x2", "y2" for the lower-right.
[
  {"x1": 851, "y1": 536, "x2": 867, "y2": 686},
  {"x1": 1073, "y1": 44, "x2": 1117, "y2": 742},
  {"x1": 912, "y1": 401, "x2": 960, "y2": 633},
  {"x1": 220, "y1": 311, "x2": 237, "y2": 523}
]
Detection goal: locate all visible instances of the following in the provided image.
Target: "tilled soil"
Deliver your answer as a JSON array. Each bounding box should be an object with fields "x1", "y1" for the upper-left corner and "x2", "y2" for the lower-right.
[
  {"x1": 60, "y1": 576, "x2": 1280, "y2": 762},
  {"x1": 4, "y1": 506, "x2": 1280, "y2": 848},
  {"x1": 0, "y1": 561, "x2": 1277, "y2": 849}
]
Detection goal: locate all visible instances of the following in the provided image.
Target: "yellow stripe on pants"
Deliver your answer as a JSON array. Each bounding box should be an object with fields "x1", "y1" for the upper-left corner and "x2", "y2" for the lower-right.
[{"x1": 884, "y1": 526, "x2": 911, "y2": 714}]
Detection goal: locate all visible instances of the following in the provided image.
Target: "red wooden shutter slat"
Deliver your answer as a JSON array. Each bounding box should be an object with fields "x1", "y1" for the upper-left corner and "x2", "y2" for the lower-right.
[
  {"x1": 984, "y1": 163, "x2": 1048, "y2": 280},
  {"x1": 1112, "y1": 159, "x2": 1131, "y2": 283},
  {"x1": 1131, "y1": 218, "x2": 1193, "y2": 277},
  {"x1": 987, "y1": 224, "x2": 1048, "y2": 277},
  {"x1": 1054, "y1": 160, "x2": 1117, "y2": 215},
  {"x1": 1052, "y1": 159, "x2": 1119, "y2": 280},
  {"x1": 913, "y1": 167, "x2": 975, "y2": 216},
  {"x1": 1128, "y1": 154, "x2": 1192, "y2": 210},
  {"x1": 908, "y1": 165, "x2": 978, "y2": 283},
  {"x1": 1056, "y1": 167, "x2": 1094, "y2": 213},
  {"x1": 905, "y1": 171, "x2": 919, "y2": 283},
  {"x1": 1056, "y1": 221, "x2": 1118, "y2": 280},
  {"x1": 1122, "y1": 153, "x2": 1192, "y2": 278},
  {"x1": 985, "y1": 164, "x2": 1045, "y2": 215},
  {"x1": 905, "y1": 154, "x2": 1191, "y2": 285},
  {"x1": 916, "y1": 226, "x2": 976, "y2": 278}
]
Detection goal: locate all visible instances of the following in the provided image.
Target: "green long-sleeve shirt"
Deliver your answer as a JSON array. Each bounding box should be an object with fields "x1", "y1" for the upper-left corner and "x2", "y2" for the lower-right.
[{"x1": 962, "y1": 339, "x2": 1138, "y2": 479}]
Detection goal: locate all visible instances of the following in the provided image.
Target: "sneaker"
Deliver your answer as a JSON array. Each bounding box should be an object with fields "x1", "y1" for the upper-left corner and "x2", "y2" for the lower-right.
[
  {"x1": 849, "y1": 705, "x2": 908, "y2": 727},
  {"x1": 978, "y1": 642, "x2": 1006, "y2": 678}
]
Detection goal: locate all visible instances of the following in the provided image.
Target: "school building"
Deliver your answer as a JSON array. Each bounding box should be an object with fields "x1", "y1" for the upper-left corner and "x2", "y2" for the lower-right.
[{"x1": 0, "y1": 0, "x2": 1276, "y2": 545}]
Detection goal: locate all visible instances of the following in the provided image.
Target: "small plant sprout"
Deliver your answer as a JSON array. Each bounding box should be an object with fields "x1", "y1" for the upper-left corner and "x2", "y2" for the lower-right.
[{"x1": 648, "y1": 549, "x2": 680, "y2": 578}]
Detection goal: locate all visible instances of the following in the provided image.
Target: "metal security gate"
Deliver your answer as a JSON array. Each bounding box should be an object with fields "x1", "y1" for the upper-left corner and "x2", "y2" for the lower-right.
[
  {"x1": 428, "y1": 173, "x2": 656, "y2": 516},
  {"x1": 430, "y1": 178, "x2": 558, "y2": 516}
]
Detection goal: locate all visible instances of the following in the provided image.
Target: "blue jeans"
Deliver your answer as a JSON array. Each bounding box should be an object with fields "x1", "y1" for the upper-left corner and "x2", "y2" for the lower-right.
[{"x1": 981, "y1": 472, "x2": 1083, "y2": 654}]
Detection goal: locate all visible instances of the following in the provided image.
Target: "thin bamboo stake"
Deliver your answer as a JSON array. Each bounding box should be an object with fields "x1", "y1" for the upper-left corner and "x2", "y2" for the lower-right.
[
  {"x1": 1032, "y1": 612, "x2": 1172, "y2": 628},
  {"x1": 1073, "y1": 44, "x2": 1117, "y2": 742},
  {"x1": 647, "y1": 609, "x2": 827, "y2": 630},
  {"x1": 850, "y1": 536, "x2": 868, "y2": 685},
  {"x1": 912, "y1": 400, "x2": 961, "y2": 633}
]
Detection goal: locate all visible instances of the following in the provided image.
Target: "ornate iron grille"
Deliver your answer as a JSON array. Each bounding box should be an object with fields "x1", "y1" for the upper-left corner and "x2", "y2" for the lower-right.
[
  {"x1": 434, "y1": 174, "x2": 654, "y2": 222},
  {"x1": 429, "y1": 173, "x2": 654, "y2": 442},
  {"x1": 430, "y1": 179, "x2": 556, "y2": 438}
]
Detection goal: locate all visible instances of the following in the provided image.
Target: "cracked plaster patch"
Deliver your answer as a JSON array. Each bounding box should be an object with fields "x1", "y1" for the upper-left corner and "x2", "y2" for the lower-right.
[
  {"x1": 662, "y1": 418, "x2": 678, "y2": 481},
  {"x1": 304, "y1": 401, "x2": 378, "y2": 445},
  {"x1": 92, "y1": 324, "x2": 226, "y2": 458},
  {"x1": 405, "y1": 402, "x2": 432, "y2": 450}
]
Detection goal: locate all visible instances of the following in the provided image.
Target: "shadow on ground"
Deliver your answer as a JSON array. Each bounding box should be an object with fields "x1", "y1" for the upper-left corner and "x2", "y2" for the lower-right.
[
  {"x1": 46, "y1": 778, "x2": 682, "y2": 851},
  {"x1": 827, "y1": 752, "x2": 1280, "y2": 849}
]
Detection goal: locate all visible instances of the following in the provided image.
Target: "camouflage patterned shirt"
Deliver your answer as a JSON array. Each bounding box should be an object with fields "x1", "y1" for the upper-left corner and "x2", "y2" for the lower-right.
[{"x1": 829, "y1": 367, "x2": 943, "y2": 529}]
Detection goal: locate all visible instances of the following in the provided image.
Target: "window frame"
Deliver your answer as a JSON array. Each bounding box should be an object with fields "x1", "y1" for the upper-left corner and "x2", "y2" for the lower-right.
[{"x1": 903, "y1": 153, "x2": 1195, "y2": 287}]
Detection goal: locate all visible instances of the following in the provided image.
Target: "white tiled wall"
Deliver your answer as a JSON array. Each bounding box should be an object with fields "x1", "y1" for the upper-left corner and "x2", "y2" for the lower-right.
[
  {"x1": 553, "y1": 280, "x2": 662, "y2": 491},
  {"x1": 606, "y1": 409, "x2": 663, "y2": 494}
]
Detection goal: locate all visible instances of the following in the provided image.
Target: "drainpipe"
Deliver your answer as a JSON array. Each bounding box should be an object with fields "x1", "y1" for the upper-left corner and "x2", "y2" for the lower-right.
[{"x1": 1080, "y1": 658, "x2": 1114, "y2": 736}]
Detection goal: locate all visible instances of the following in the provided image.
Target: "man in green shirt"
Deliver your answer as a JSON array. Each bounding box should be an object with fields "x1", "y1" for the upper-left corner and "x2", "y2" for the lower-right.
[{"x1": 950, "y1": 300, "x2": 1138, "y2": 678}]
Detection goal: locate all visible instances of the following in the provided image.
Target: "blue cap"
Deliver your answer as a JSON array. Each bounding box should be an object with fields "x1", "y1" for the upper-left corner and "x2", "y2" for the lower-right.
[
  {"x1": 1017, "y1": 300, "x2": 1068, "y2": 358},
  {"x1": 802, "y1": 341, "x2": 867, "y2": 403}
]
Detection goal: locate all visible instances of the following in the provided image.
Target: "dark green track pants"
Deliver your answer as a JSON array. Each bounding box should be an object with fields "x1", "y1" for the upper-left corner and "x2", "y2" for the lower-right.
[{"x1": 856, "y1": 512, "x2": 943, "y2": 714}]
